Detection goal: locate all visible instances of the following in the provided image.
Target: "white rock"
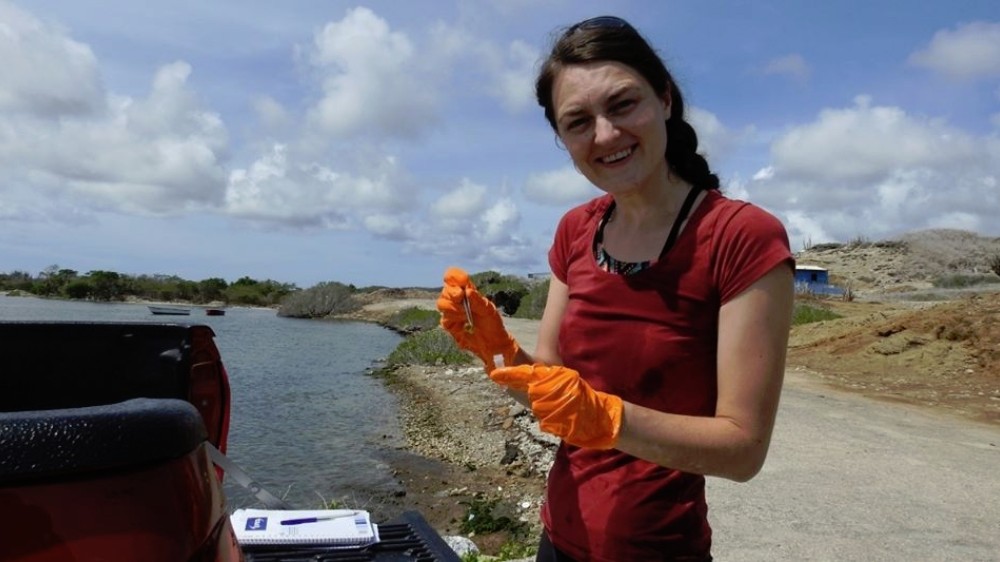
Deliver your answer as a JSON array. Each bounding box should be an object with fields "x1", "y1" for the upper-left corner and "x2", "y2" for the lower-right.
[{"x1": 442, "y1": 535, "x2": 479, "y2": 556}]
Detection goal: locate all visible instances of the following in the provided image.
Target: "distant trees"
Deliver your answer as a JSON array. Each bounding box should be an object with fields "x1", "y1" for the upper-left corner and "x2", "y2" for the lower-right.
[
  {"x1": 0, "y1": 264, "x2": 551, "y2": 319},
  {"x1": 990, "y1": 254, "x2": 1000, "y2": 277},
  {"x1": 88, "y1": 270, "x2": 125, "y2": 301},
  {"x1": 0, "y1": 265, "x2": 297, "y2": 306},
  {"x1": 224, "y1": 276, "x2": 297, "y2": 306}
]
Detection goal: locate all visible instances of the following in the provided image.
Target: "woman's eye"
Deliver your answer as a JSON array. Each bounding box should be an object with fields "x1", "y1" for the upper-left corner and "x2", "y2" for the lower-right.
[
  {"x1": 610, "y1": 99, "x2": 636, "y2": 114},
  {"x1": 566, "y1": 117, "x2": 589, "y2": 132}
]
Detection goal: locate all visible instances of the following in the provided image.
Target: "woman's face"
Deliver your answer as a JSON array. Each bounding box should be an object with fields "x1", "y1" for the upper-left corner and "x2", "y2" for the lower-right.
[{"x1": 551, "y1": 61, "x2": 670, "y2": 196}]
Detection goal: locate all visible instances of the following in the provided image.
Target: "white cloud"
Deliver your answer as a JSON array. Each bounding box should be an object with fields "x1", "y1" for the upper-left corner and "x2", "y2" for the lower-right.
[
  {"x1": 415, "y1": 178, "x2": 536, "y2": 268},
  {"x1": 908, "y1": 21, "x2": 1000, "y2": 80},
  {"x1": 722, "y1": 176, "x2": 751, "y2": 201},
  {"x1": 753, "y1": 166, "x2": 774, "y2": 181},
  {"x1": 0, "y1": 57, "x2": 229, "y2": 215},
  {"x1": 523, "y1": 166, "x2": 596, "y2": 205},
  {"x1": 688, "y1": 105, "x2": 747, "y2": 164},
  {"x1": 769, "y1": 95, "x2": 977, "y2": 184},
  {"x1": 761, "y1": 54, "x2": 810, "y2": 82},
  {"x1": 225, "y1": 143, "x2": 412, "y2": 228},
  {"x1": 305, "y1": 7, "x2": 439, "y2": 139},
  {"x1": 253, "y1": 96, "x2": 290, "y2": 130},
  {"x1": 363, "y1": 214, "x2": 409, "y2": 240},
  {"x1": 0, "y1": 2, "x2": 103, "y2": 116},
  {"x1": 481, "y1": 198, "x2": 519, "y2": 243},
  {"x1": 747, "y1": 97, "x2": 1000, "y2": 248},
  {"x1": 927, "y1": 211, "x2": 981, "y2": 232},
  {"x1": 486, "y1": 39, "x2": 539, "y2": 112},
  {"x1": 431, "y1": 178, "x2": 489, "y2": 219},
  {"x1": 784, "y1": 210, "x2": 833, "y2": 250},
  {"x1": 422, "y1": 21, "x2": 539, "y2": 114}
]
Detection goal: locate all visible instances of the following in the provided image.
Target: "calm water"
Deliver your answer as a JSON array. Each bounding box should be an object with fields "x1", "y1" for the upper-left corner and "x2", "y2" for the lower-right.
[{"x1": 0, "y1": 294, "x2": 407, "y2": 510}]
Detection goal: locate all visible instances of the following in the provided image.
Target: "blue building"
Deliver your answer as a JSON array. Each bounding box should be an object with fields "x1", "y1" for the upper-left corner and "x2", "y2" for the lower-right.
[
  {"x1": 794, "y1": 265, "x2": 843, "y2": 296},
  {"x1": 795, "y1": 265, "x2": 829, "y2": 285}
]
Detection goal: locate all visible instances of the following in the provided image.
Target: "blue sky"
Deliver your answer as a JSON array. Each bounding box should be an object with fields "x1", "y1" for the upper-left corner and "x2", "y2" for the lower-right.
[{"x1": 1, "y1": 1, "x2": 998, "y2": 288}]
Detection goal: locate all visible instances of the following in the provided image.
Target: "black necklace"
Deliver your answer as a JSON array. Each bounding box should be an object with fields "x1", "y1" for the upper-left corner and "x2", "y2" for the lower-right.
[{"x1": 593, "y1": 185, "x2": 702, "y2": 262}]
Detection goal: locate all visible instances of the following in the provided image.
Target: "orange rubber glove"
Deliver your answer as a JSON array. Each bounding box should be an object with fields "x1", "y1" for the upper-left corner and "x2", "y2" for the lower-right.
[
  {"x1": 490, "y1": 364, "x2": 623, "y2": 450},
  {"x1": 436, "y1": 267, "x2": 519, "y2": 372}
]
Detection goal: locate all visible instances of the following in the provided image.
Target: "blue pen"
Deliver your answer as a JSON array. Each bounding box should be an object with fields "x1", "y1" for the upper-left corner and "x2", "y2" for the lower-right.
[{"x1": 280, "y1": 511, "x2": 358, "y2": 526}]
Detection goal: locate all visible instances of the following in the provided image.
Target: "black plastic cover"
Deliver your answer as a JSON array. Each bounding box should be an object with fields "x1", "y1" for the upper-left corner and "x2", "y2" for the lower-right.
[{"x1": 0, "y1": 397, "x2": 207, "y2": 485}]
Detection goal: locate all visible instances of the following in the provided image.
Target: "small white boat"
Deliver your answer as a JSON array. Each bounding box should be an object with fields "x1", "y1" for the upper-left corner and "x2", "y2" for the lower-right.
[{"x1": 148, "y1": 305, "x2": 192, "y2": 316}]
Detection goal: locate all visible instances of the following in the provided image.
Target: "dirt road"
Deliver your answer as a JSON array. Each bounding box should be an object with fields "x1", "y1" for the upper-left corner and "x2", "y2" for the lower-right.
[{"x1": 709, "y1": 370, "x2": 999, "y2": 560}]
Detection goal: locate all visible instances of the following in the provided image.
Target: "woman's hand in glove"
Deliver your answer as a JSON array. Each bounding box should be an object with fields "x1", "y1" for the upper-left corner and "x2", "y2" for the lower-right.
[
  {"x1": 436, "y1": 267, "x2": 519, "y2": 371},
  {"x1": 490, "y1": 364, "x2": 623, "y2": 450}
]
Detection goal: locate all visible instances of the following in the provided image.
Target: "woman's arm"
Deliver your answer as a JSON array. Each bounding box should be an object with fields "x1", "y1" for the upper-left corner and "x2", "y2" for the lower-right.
[
  {"x1": 614, "y1": 263, "x2": 794, "y2": 482},
  {"x1": 505, "y1": 274, "x2": 569, "y2": 407},
  {"x1": 533, "y1": 275, "x2": 568, "y2": 365}
]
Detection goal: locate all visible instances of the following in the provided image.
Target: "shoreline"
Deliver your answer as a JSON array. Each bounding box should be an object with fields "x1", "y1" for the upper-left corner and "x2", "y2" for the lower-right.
[
  {"x1": 342, "y1": 300, "x2": 555, "y2": 554},
  {"x1": 371, "y1": 364, "x2": 553, "y2": 542}
]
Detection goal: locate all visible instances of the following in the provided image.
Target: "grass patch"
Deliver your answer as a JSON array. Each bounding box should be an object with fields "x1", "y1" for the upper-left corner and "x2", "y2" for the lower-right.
[
  {"x1": 456, "y1": 496, "x2": 536, "y2": 561},
  {"x1": 385, "y1": 328, "x2": 474, "y2": 367},
  {"x1": 461, "y1": 541, "x2": 537, "y2": 562},
  {"x1": 386, "y1": 306, "x2": 440, "y2": 332},
  {"x1": 792, "y1": 303, "x2": 842, "y2": 326},
  {"x1": 459, "y1": 495, "x2": 529, "y2": 538}
]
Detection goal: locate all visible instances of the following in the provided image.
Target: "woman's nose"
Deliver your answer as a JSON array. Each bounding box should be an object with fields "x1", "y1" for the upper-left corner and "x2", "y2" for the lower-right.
[{"x1": 593, "y1": 115, "x2": 618, "y2": 144}]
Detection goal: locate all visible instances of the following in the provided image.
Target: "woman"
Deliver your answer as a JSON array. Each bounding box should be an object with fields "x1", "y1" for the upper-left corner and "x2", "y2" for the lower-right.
[{"x1": 438, "y1": 15, "x2": 794, "y2": 561}]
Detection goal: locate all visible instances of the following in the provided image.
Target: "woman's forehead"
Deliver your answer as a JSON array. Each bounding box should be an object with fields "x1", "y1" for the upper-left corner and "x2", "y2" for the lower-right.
[{"x1": 552, "y1": 62, "x2": 651, "y2": 108}]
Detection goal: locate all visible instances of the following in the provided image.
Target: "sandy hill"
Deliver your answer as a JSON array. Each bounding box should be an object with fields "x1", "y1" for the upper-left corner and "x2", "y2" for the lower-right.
[
  {"x1": 794, "y1": 228, "x2": 1000, "y2": 295},
  {"x1": 789, "y1": 229, "x2": 1000, "y2": 425}
]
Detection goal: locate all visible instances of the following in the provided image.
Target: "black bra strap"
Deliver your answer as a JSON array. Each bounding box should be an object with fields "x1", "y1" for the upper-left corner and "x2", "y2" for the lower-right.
[
  {"x1": 593, "y1": 185, "x2": 702, "y2": 260},
  {"x1": 659, "y1": 186, "x2": 701, "y2": 258}
]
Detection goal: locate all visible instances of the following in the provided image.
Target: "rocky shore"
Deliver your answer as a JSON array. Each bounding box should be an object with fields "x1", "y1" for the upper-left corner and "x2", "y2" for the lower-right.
[{"x1": 343, "y1": 298, "x2": 556, "y2": 555}]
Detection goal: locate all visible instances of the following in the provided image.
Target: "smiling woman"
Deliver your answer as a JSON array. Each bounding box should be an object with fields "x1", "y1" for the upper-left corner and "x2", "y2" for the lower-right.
[{"x1": 436, "y1": 15, "x2": 796, "y2": 562}]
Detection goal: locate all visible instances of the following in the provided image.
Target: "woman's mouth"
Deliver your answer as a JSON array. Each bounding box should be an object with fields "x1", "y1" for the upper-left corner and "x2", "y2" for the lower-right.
[{"x1": 600, "y1": 146, "x2": 634, "y2": 164}]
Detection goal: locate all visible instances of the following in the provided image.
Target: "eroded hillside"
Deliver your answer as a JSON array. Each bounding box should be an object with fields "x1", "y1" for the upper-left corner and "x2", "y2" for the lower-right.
[{"x1": 789, "y1": 229, "x2": 1000, "y2": 424}]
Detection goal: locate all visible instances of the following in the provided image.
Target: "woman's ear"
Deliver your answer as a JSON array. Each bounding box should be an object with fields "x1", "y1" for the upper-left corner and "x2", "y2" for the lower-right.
[{"x1": 661, "y1": 92, "x2": 672, "y2": 120}]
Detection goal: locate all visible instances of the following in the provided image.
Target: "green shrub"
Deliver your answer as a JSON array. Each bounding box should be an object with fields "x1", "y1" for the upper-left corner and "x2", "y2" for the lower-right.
[
  {"x1": 792, "y1": 303, "x2": 842, "y2": 325},
  {"x1": 470, "y1": 271, "x2": 528, "y2": 316},
  {"x1": 386, "y1": 307, "x2": 440, "y2": 332},
  {"x1": 513, "y1": 279, "x2": 548, "y2": 320},
  {"x1": 386, "y1": 328, "x2": 473, "y2": 367},
  {"x1": 277, "y1": 281, "x2": 358, "y2": 317}
]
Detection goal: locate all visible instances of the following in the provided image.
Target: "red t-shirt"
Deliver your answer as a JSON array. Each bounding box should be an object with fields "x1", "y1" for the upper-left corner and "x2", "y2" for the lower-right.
[{"x1": 542, "y1": 190, "x2": 793, "y2": 561}]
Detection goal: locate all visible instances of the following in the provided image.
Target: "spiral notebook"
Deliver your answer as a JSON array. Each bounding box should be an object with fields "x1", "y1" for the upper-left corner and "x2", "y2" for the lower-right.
[{"x1": 231, "y1": 508, "x2": 380, "y2": 547}]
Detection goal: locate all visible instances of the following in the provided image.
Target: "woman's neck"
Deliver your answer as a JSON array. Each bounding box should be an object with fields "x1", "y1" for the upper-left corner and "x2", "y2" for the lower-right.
[{"x1": 610, "y1": 170, "x2": 692, "y2": 230}]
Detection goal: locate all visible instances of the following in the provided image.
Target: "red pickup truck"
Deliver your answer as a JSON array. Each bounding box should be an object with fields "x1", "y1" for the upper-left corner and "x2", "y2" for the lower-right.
[
  {"x1": 0, "y1": 322, "x2": 240, "y2": 561},
  {"x1": 0, "y1": 322, "x2": 462, "y2": 562}
]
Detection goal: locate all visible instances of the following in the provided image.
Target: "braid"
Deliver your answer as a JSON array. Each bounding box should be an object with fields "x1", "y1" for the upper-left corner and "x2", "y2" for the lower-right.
[{"x1": 665, "y1": 85, "x2": 719, "y2": 191}]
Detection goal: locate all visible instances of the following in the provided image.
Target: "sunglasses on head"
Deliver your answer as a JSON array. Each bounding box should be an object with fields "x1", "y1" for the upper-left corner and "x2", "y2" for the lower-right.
[{"x1": 565, "y1": 15, "x2": 635, "y2": 35}]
